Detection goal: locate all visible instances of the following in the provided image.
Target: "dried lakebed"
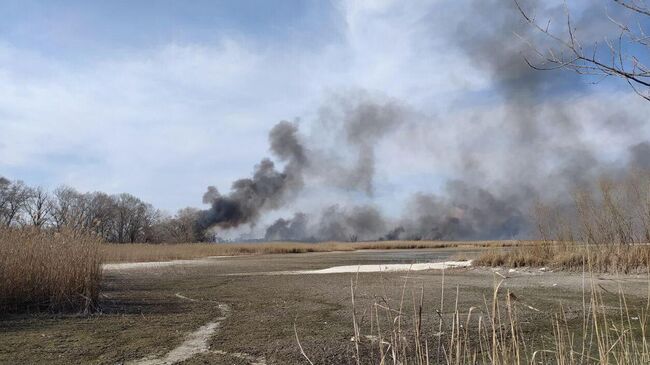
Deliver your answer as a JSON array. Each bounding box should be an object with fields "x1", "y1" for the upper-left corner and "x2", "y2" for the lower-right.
[{"x1": 2, "y1": 248, "x2": 648, "y2": 364}]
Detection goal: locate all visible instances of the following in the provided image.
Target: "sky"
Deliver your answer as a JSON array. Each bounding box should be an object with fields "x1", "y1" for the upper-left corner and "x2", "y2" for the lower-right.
[{"x1": 0, "y1": 0, "x2": 648, "y2": 233}]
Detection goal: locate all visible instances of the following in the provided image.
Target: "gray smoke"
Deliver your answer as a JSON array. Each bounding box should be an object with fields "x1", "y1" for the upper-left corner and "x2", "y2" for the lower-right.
[
  {"x1": 198, "y1": 121, "x2": 307, "y2": 230},
  {"x1": 398, "y1": 183, "x2": 529, "y2": 240},
  {"x1": 630, "y1": 142, "x2": 650, "y2": 171},
  {"x1": 264, "y1": 180, "x2": 530, "y2": 242},
  {"x1": 264, "y1": 212, "x2": 310, "y2": 241},
  {"x1": 264, "y1": 205, "x2": 387, "y2": 242},
  {"x1": 209, "y1": 1, "x2": 649, "y2": 242},
  {"x1": 315, "y1": 93, "x2": 409, "y2": 195},
  {"x1": 200, "y1": 96, "x2": 411, "y2": 234},
  {"x1": 317, "y1": 205, "x2": 387, "y2": 241}
]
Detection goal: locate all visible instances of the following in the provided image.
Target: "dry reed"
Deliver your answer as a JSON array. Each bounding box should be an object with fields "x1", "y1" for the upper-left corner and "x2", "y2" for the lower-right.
[
  {"x1": 476, "y1": 170, "x2": 650, "y2": 273},
  {"x1": 474, "y1": 243, "x2": 650, "y2": 273},
  {"x1": 297, "y1": 271, "x2": 649, "y2": 364},
  {"x1": 0, "y1": 227, "x2": 102, "y2": 314},
  {"x1": 101, "y1": 240, "x2": 522, "y2": 263}
]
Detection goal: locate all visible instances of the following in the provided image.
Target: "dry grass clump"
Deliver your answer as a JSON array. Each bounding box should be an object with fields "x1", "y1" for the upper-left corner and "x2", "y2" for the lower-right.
[
  {"x1": 297, "y1": 273, "x2": 649, "y2": 364},
  {"x1": 0, "y1": 227, "x2": 102, "y2": 314},
  {"x1": 102, "y1": 240, "x2": 520, "y2": 263}
]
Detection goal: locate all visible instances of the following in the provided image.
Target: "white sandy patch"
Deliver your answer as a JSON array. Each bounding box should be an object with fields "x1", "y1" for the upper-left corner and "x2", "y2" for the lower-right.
[
  {"x1": 290, "y1": 260, "x2": 473, "y2": 274},
  {"x1": 103, "y1": 256, "x2": 232, "y2": 271},
  {"x1": 223, "y1": 260, "x2": 474, "y2": 277}
]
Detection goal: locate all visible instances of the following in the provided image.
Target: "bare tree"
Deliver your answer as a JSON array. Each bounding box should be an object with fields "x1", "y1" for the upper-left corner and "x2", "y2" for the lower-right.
[
  {"x1": 141, "y1": 204, "x2": 162, "y2": 243},
  {"x1": 160, "y1": 207, "x2": 202, "y2": 243},
  {"x1": 515, "y1": 0, "x2": 650, "y2": 100},
  {"x1": 24, "y1": 186, "x2": 53, "y2": 228},
  {"x1": 109, "y1": 193, "x2": 160, "y2": 243},
  {"x1": 86, "y1": 192, "x2": 115, "y2": 239},
  {"x1": 1, "y1": 177, "x2": 208, "y2": 243},
  {"x1": 0, "y1": 180, "x2": 30, "y2": 226},
  {"x1": 51, "y1": 186, "x2": 86, "y2": 230},
  {"x1": 0, "y1": 177, "x2": 10, "y2": 221}
]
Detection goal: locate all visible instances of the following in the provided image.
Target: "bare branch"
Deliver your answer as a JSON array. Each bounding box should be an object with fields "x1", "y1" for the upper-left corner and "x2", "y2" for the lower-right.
[
  {"x1": 614, "y1": 0, "x2": 650, "y2": 17},
  {"x1": 514, "y1": 0, "x2": 650, "y2": 100}
]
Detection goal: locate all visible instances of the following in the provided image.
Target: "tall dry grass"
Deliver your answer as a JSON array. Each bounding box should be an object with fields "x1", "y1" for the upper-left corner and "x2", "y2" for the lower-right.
[
  {"x1": 0, "y1": 227, "x2": 102, "y2": 314},
  {"x1": 101, "y1": 240, "x2": 521, "y2": 263},
  {"x1": 297, "y1": 273, "x2": 649, "y2": 364},
  {"x1": 476, "y1": 170, "x2": 650, "y2": 273},
  {"x1": 474, "y1": 243, "x2": 650, "y2": 273}
]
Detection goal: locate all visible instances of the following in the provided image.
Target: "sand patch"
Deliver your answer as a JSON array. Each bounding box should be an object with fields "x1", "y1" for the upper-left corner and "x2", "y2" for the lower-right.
[
  {"x1": 287, "y1": 260, "x2": 473, "y2": 274},
  {"x1": 102, "y1": 256, "x2": 231, "y2": 271},
  {"x1": 223, "y1": 260, "x2": 473, "y2": 277}
]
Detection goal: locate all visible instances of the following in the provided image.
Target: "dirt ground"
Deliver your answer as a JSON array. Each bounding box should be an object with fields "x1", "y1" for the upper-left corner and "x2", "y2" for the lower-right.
[{"x1": 1, "y1": 248, "x2": 648, "y2": 364}]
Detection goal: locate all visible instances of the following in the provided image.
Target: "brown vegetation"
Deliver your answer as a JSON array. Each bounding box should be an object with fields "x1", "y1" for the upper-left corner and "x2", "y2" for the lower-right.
[
  {"x1": 475, "y1": 243, "x2": 650, "y2": 274},
  {"x1": 0, "y1": 227, "x2": 102, "y2": 314},
  {"x1": 102, "y1": 240, "x2": 521, "y2": 263},
  {"x1": 476, "y1": 170, "x2": 650, "y2": 273}
]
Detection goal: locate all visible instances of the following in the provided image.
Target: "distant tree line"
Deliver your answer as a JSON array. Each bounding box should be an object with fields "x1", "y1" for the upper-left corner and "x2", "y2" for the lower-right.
[{"x1": 0, "y1": 176, "x2": 207, "y2": 243}]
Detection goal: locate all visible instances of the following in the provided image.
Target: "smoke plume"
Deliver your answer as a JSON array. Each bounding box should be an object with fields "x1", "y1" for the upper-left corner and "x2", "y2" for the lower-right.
[
  {"x1": 202, "y1": 0, "x2": 649, "y2": 242},
  {"x1": 198, "y1": 121, "x2": 307, "y2": 231}
]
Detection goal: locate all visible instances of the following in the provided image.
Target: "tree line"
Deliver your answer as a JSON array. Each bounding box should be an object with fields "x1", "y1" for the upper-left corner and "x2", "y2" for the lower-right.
[{"x1": 0, "y1": 176, "x2": 207, "y2": 243}]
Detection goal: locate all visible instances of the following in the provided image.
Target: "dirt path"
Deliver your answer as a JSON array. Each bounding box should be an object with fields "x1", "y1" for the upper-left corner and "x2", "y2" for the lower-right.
[{"x1": 126, "y1": 296, "x2": 265, "y2": 365}]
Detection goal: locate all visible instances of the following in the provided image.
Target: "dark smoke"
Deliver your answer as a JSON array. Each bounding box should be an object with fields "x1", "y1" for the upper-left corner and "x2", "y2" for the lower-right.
[
  {"x1": 318, "y1": 205, "x2": 387, "y2": 241},
  {"x1": 264, "y1": 205, "x2": 388, "y2": 242},
  {"x1": 400, "y1": 183, "x2": 529, "y2": 241},
  {"x1": 198, "y1": 121, "x2": 307, "y2": 231},
  {"x1": 264, "y1": 212, "x2": 310, "y2": 241}
]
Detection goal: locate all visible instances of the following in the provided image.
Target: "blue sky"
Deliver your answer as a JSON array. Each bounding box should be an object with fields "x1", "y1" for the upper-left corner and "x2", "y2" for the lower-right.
[
  {"x1": 0, "y1": 0, "x2": 648, "y2": 230},
  {"x1": 0, "y1": 1, "x2": 343, "y2": 61}
]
